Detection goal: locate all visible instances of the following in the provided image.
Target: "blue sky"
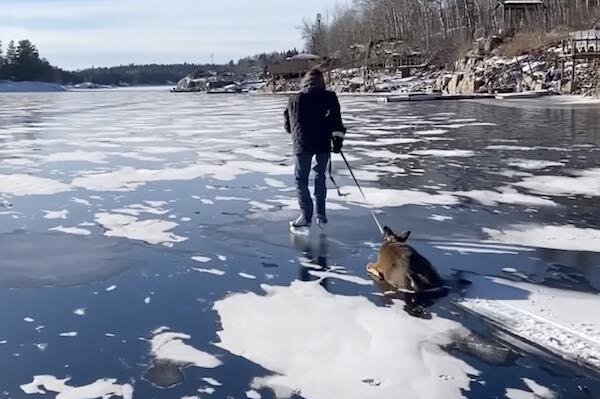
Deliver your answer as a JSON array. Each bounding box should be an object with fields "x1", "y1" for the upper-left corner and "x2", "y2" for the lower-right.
[{"x1": 0, "y1": 0, "x2": 342, "y2": 70}]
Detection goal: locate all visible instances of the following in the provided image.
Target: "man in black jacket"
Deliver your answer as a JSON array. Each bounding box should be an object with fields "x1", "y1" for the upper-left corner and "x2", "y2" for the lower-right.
[{"x1": 284, "y1": 68, "x2": 346, "y2": 228}]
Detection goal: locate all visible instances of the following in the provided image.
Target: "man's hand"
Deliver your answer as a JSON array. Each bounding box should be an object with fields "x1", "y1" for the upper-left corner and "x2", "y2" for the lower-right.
[{"x1": 332, "y1": 135, "x2": 344, "y2": 154}]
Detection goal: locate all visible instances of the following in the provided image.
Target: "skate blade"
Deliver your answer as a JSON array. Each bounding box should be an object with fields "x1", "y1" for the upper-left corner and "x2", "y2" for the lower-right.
[{"x1": 289, "y1": 225, "x2": 311, "y2": 236}]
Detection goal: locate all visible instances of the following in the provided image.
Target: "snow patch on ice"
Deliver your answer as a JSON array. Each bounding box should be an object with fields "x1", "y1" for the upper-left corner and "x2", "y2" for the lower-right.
[
  {"x1": 507, "y1": 159, "x2": 565, "y2": 170},
  {"x1": 202, "y1": 377, "x2": 222, "y2": 386},
  {"x1": 483, "y1": 224, "x2": 600, "y2": 252},
  {"x1": 192, "y1": 256, "x2": 212, "y2": 263},
  {"x1": 514, "y1": 168, "x2": 600, "y2": 196},
  {"x1": 73, "y1": 308, "x2": 86, "y2": 316},
  {"x1": 59, "y1": 332, "x2": 78, "y2": 337},
  {"x1": 95, "y1": 212, "x2": 187, "y2": 246},
  {"x1": 0, "y1": 174, "x2": 71, "y2": 196},
  {"x1": 20, "y1": 376, "x2": 133, "y2": 399},
  {"x1": 451, "y1": 188, "x2": 557, "y2": 207},
  {"x1": 49, "y1": 226, "x2": 92, "y2": 236},
  {"x1": 411, "y1": 149, "x2": 475, "y2": 157},
  {"x1": 150, "y1": 328, "x2": 222, "y2": 369},
  {"x1": 239, "y1": 272, "x2": 257, "y2": 280},
  {"x1": 264, "y1": 178, "x2": 286, "y2": 188},
  {"x1": 428, "y1": 214, "x2": 453, "y2": 222},
  {"x1": 214, "y1": 281, "x2": 477, "y2": 399},
  {"x1": 457, "y1": 275, "x2": 600, "y2": 372},
  {"x1": 43, "y1": 210, "x2": 68, "y2": 220},
  {"x1": 192, "y1": 268, "x2": 225, "y2": 276},
  {"x1": 331, "y1": 186, "x2": 459, "y2": 208}
]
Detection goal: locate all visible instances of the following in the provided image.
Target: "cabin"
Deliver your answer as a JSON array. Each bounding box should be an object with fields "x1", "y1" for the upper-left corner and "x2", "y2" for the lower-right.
[
  {"x1": 266, "y1": 54, "x2": 322, "y2": 79},
  {"x1": 363, "y1": 41, "x2": 426, "y2": 78},
  {"x1": 500, "y1": 0, "x2": 546, "y2": 30}
]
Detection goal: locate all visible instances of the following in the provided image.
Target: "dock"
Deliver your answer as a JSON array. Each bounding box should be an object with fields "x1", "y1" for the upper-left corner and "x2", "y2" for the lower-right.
[{"x1": 377, "y1": 93, "x2": 495, "y2": 102}]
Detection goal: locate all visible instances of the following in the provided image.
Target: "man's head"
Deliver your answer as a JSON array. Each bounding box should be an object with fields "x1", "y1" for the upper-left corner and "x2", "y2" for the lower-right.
[
  {"x1": 301, "y1": 68, "x2": 325, "y2": 90},
  {"x1": 383, "y1": 226, "x2": 411, "y2": 243}
]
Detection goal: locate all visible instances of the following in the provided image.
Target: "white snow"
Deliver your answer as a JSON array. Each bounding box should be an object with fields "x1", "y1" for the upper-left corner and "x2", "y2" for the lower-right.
[
  {"x1": 73, "y1": 308, "x2": 86, "y2": 316},
  {"x1": 483, "y1": 224, "x2": 600, "y2": 252},
  {"x1": 505, "y1": 378, "x2": 557, "y2": 399},
  {"x1": 514, "y1": 168, "x2": 600, "y2": 196},
  {"x1": 43, "y1": 210, "x2": 69, "y2": 220},
  {"x1": 428, "y1": 214, "x2": 453, "y2": 222},
  {"x1": 106, "y1": 285, "x2": 117, "y2": 292},
  {"x1": 413, "y1": 129, "x2": 449, "y2": 136},
  {"x1": 150, "y1": 328, "x2": 222, "y2": 369},
  {"x1": 59, "y1": 332, "x2": 78, "y2": 337},
  {"x1": 192, "y1": 256, "x2": 212, "y2": 263},
  {"x1": 49, "y1": 226, "x2": 92, "y2": 236},
  {"x1": 20, "y1": 376, "x2": 133, "y2": 399},
  {"x1": 192, "y1": 268, "x2": 225, "y2": 276},
  {"x1": 246, "y1": 390, "x2": 262, "y2": 399},
  {"x1": 95, "y1": 213, "x2": 187, "y2": 246},
  {"x1": 456, "y1": 275, "x2": 600, "y2": 371},
  {"x1": 331, "y1": 187, "x2": 459, "y2": 208},
  {"x1": 214, "y1": 281, "x2": 477, "y2": 399},
  {"x1": 239, "y1": 272, "x2": 257, "y2": 280},
  {"x1": 24, "y1": 317, "x2": 35, "y2": 323},
  {"x1": 411, "y1": 149, "x2": 475, "y2": 157},
  {"x1": 0, "y1": 174, "x2": 71, "y2": 196}
]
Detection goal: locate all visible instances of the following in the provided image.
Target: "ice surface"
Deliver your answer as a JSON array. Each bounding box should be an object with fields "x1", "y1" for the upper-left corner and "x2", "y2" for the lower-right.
[
  {"x1": 214, "y1": 281, "x2": 477, "y2": 399},
  {"x1": 457, "y1": 275, "x2": 600, "y2": 371},
  {"x1": 150, "y1": 328, "x2": 222, "y2": 369},
  {"x1": 95, "y1": 213, "x2": 187, "y2": 246},
  {"x1": 483, "y1": 224, "x2": 600, "y2": 252},
  {"x1": 20, "y1": 376, "x2": 133, "y2": 399},
  {"x1": 308, "y1": 270, "x2": 373, "y2": 286}
]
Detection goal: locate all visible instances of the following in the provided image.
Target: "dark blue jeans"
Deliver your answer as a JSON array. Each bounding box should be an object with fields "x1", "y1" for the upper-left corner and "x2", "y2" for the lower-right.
[{"x1": 295, "y1": 153, "x2": 330, "y2": 221}]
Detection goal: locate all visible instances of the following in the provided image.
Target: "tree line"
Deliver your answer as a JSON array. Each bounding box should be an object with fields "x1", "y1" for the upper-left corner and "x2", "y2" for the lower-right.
[
  {"x1": 301, "y1": 0, "x2": 600, "y2": 65},
  {"x1": 0, "y1": 40, "x2": 79, "y2": 83}
]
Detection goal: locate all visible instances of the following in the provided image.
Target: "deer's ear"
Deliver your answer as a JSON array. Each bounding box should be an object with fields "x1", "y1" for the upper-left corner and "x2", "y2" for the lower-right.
[
  {"x1": 397, "y1": 231, "x2": 411, "y2": 242},
  {"x1": 383, "y1": 226, "x2": 394, "y2": 241}
]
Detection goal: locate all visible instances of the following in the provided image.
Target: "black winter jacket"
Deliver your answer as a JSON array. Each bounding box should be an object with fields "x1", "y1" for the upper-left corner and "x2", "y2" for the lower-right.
[{"x1": 284, "y1": 87, "x2": 346, "y2": 155}]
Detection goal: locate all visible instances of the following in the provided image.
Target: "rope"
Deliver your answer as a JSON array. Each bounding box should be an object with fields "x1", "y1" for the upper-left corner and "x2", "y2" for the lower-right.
[{"x1": 339, "y1": 151, "x2": 385, "y2": 235}]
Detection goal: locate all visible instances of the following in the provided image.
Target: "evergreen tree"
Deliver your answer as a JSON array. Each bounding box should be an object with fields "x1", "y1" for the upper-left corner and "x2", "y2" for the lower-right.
[{"x1": 5, "y1": 41, "x2": 17, "y2": 79}]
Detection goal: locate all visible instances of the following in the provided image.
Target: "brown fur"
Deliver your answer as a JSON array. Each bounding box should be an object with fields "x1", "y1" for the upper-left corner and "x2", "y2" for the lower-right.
[{"x1": 367, "y1": 226, "x2": 443, "y2": 292}]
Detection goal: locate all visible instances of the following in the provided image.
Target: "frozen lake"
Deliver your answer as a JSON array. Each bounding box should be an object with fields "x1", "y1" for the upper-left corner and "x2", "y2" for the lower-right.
[{"x1": 1, "y1": 88, "x2": 600, "y2": 398}]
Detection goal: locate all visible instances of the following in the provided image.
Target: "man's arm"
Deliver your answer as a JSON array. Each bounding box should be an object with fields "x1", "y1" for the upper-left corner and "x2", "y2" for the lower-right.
[{"x1": 328, "y1": 92, "x2": 346, "y2": 153}]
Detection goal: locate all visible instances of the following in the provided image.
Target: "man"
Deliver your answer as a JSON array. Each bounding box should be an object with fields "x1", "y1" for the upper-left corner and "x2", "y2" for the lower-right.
[{"x1": 284, "y1": 68, "x2": 346, "y2": 228}]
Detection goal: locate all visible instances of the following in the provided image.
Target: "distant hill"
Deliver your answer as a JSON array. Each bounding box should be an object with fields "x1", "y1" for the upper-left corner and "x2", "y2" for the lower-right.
[{"x1": 72, "y1": 64, "x2": 221, "y2": 86}]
